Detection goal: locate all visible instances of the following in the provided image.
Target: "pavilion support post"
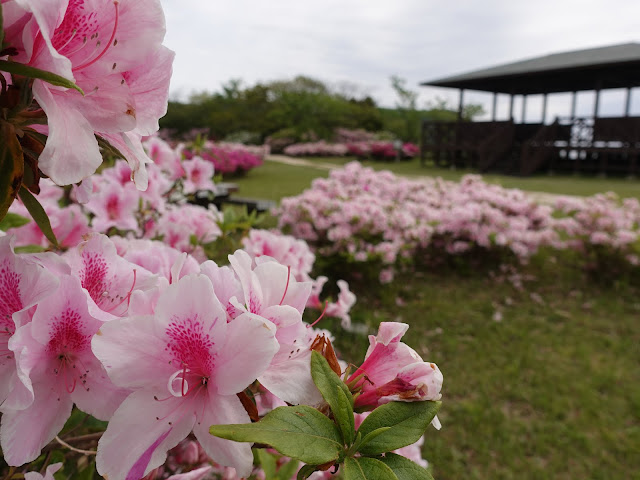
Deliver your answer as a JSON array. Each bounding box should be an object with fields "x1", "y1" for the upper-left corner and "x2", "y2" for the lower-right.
[
  {"x1": 509, "y1": 95, "x2": 514, "y2": 120},
  {"x1": 624, "y1": 87, "x2": 632, "y2": 117},
  {"x1": 458, "y1": 89, "x2": 465, "y2": 120},
  {"x1": 492, "y1": 92, "x2": 497, "y2": 121},
  {"x1": 570, "y1": 91, "x2": 577, "y2": 119},
  {"x1": 542, "y1": 93, "x2": 548, "y2": 124},
  {"x1": 521, "y1": 94, "x2": 528, "y2": 123},
  {"x1": 594, "y1": 89, "x2": 601, "y2": 118}
]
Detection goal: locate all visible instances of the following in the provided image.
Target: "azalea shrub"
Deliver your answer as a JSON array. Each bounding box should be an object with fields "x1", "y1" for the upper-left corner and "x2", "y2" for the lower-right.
[
  {"x1": 1, "y1": 2, "x2": 446, "y2": 479},
  {"x1": 277, "y1": 162, "x2": 640, "y2": 283},
  {"x1": 283, "y1": 140, "x2": 420, "y2": 160},
  {"x1": 182, "y1": 141, "x2": 266, "y2": 177},
  {"x1": 0, "y1": 233, "x2": 442, "y2": 480}
]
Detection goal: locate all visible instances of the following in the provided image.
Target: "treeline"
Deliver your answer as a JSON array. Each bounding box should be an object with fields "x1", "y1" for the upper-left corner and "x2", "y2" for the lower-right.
[{"x1": 160, "y1": 76, "x2": 480, "y2": 145}]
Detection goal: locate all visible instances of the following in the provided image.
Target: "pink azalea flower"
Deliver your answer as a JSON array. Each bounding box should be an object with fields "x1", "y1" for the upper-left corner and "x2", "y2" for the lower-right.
[
  {"x1": 1, "y1": 275, "x2": 128, "y2": 466},
  {"x1": 92, "y1": 274, "x2": 279, "y2": 480},
  {"x1": 324, "y1": 279, "x2": 356, "y2": 329},
  {"x1": 112, "y1": 237, "x2": 200, "y2": 283},
  {"x1": 228, "y1": 251, "x2": 321, "y2": 405},
  {"x1": 84, "y1": 177, "x2": 141, "y2": 233},
  {"x1": 145, "y1": 136, "x2": 185, "y2": 181},
  {"x1": 63, "y1": 233, "x2": 157, "y2": 320},
  {"x1": 182, "y1": 156, "x2": 215, "y2": 194},
  {"x1": 24, "y1": 462, "x2": 63, "y2": 480},
  {"x1": 346, "y1": 322, "x2": 443, "y2": 410},
  {"x1": 16, "y1": 0, "x2": 173, "y2": 187},
  {"x1": 0, "y1": 236, "x2": 59, "y2": 407}
]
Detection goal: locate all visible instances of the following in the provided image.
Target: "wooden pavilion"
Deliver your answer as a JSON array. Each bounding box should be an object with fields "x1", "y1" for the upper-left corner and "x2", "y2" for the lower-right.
[{"x1": 419, "y1": 43, "x2": 640, "y2": 176}]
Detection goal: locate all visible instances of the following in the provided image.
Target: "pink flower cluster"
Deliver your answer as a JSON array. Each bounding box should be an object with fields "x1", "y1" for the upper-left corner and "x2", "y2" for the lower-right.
[
  {"x1": 333, "y1": 128, "x2": 376, "y2": 143},
  {"x1": 3, "y1": 0, "x2": 174, "y2": 189},
  {"x1": 283, "y1": 141, "x2": 420, "y2": 159},
  {"x1": 553, "y1": 193, "x2": 640, "y2": 264},
  {"x1": 0, "y1": 232, "x2": 438, "y2": 479},
  {"x1": 284, "y1": 141, "x2": 349, "y2": 157},
  {"x1": 277, "y1": 162, "x2": 557, "y2": 277},
  {"x1": 182, "y1": 141, "x2": 265, "y2": 176},
  {"x1": 7, "y1": 137, "x2": 221, "y2": 261},
  {"x1": 242, "y1": 229, "x2": 356, "y2": 328},
  {"x1": 346, "y1": 141, "x2": 419, "y2": 160}
]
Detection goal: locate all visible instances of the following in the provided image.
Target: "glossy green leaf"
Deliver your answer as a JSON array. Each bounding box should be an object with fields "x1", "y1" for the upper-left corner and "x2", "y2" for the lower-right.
[
  {"x1": 310, "y1": 351, "x2": 355, "y2": 445},
  {"x1": 356, "y1": 401, "x2": 441, "y2": 455},
  {"x1": 14, "y1": 245, "x2": 47, "y2": 254},
  {"x1": 0, "y1": 212, "x2": 30, "y2": 230},
  {"x1": 255, "y1": 449, "x2": 277, "y2": 479},
  {"x1": 0, "y1": 61, "x2": 83, "y2": 94},
  {"x1": 354, "y1": 426, "x2": 391, "y2": 452},
  {"x1": 276, "y1": 458, "x2": 301, "y2": 480},
  {"x1": 343, "y1": 457, "x2": 398, "y2": 480},
  {"x1": 378, "y1": 453, "x2": 434, "y2": 480},
  {"x1": 18, "y1": 186, "x2": 58, "y2": 247},
  {"x1": 210, "y1": 405, "x2": 343, "y2": 465},
  {"x1": 0, "y1": 120, "x2": 24, "y2": 221}
]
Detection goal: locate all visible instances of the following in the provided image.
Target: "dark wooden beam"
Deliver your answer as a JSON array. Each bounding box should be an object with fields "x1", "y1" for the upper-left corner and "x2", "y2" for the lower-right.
[
  {"x1": 625, "y1": 87, "x2": 632, "y2": 116},
  {"x1": 492, "y1": 92, "x2": 497, "y2": 121}
]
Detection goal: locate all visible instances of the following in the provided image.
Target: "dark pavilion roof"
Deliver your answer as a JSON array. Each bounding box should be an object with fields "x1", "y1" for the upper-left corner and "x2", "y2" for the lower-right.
[{"x1": 421, "y1": 43, "x2": 640, "y2": 95}]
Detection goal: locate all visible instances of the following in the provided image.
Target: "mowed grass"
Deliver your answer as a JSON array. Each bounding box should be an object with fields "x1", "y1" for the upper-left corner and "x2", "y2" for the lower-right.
[
  {"x1": 321, "y1": 262, "x2": 640, "y2": 480},
  {"x1": 234, "y1": 161, "x2": 640, "y2": 480},
  {"x1": 298, "y1": 156, "x2": 640, "y2": 198},
  {"x1": 228, "y1": 161, "x2": 330, "y2": 201}
]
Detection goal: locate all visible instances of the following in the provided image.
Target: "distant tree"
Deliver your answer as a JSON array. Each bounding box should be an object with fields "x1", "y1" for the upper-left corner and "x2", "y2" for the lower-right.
[
  {"x1": 425, "y1": 95, "x2": 485, "y2": 121},
  {"x1": 390, "y1": 75, "x2": 420, "y2": 141},
  {"x1": 160, "y1": 75, "x2": 383, "y2": 142}
]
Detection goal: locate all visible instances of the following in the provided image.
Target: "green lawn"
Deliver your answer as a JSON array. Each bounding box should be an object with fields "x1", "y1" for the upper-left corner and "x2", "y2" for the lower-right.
[
  {"x1": 319, "y1": 260, "x2": 640, "y2": 480},
  {"x1": 233, "y1": 162, "x2": 640, "y2": 480},
  {"x1": 229, "y1": 161, "x2": 331, "y2": 201},
  {"x1": 290, "y1": 156, "x2": 640, "y2": 198}
]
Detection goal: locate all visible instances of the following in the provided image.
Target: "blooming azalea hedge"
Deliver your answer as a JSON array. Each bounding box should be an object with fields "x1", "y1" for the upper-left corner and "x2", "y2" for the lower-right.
[
  {"x1": 1, "y1": 2, "x2": 445, "y2": 478},
  {"x1": 283, "y1": 140, "x2": 420, "y2": 160},
  {"x1": 182, "y1": 141, "x2": 266, "y2": 177},
  {"x1": 278, "y1": 162, "x2": 640, "y2": 283}
]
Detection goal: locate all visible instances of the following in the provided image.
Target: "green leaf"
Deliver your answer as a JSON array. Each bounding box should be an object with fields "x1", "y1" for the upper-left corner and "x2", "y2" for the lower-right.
[
  {"x1": 0, "y1": 60, "x2": 84, "y2": 94},
  {"x1": 378, "y1": 453, "x2": 434, "y2": 480},
  {"x1": 0, "y1": 212, "x2": 30, "y2": 230},
  {"x1": 0, "y1": 120, "x2": 24, "y2": 221},
  {"x1": 356, "y1": 401, "x2": 441, "y2": 456},
  {"x1": 343, "y1": 457, "x2": 398, "y2": 480},
  {"x1": 310, "y1": 351, "x2": 355, "y2": 445},
  {"x1": 210, "y1": 405, "x2": 343, "y2": 465},
  {"x1": 296, "y1": 464, "x2": 319, "y2": 480},
  {"x1": 255, "y1": 449, "x2": 277, "y2": 479},
  {"x1": 17, "y1": 186, "x2": 58, "y2": 247},
  {"x1": 14, "y1": 244, "x2": 47, "y2": 254},
  {"x1": 355, "y1": 427, "x2": 391, "y2": 452},
  {"x1": 74, "y1": 459, "x2": 96, "y2": 480},
  {"x1": 276, "y1": 458, "x2": 301, "y2": 480}
]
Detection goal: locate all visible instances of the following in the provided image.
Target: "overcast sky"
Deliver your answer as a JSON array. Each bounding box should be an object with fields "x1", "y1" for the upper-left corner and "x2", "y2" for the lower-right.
[{"x1": 159, "y1": 0, "x2": 640, "y2": 121}]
